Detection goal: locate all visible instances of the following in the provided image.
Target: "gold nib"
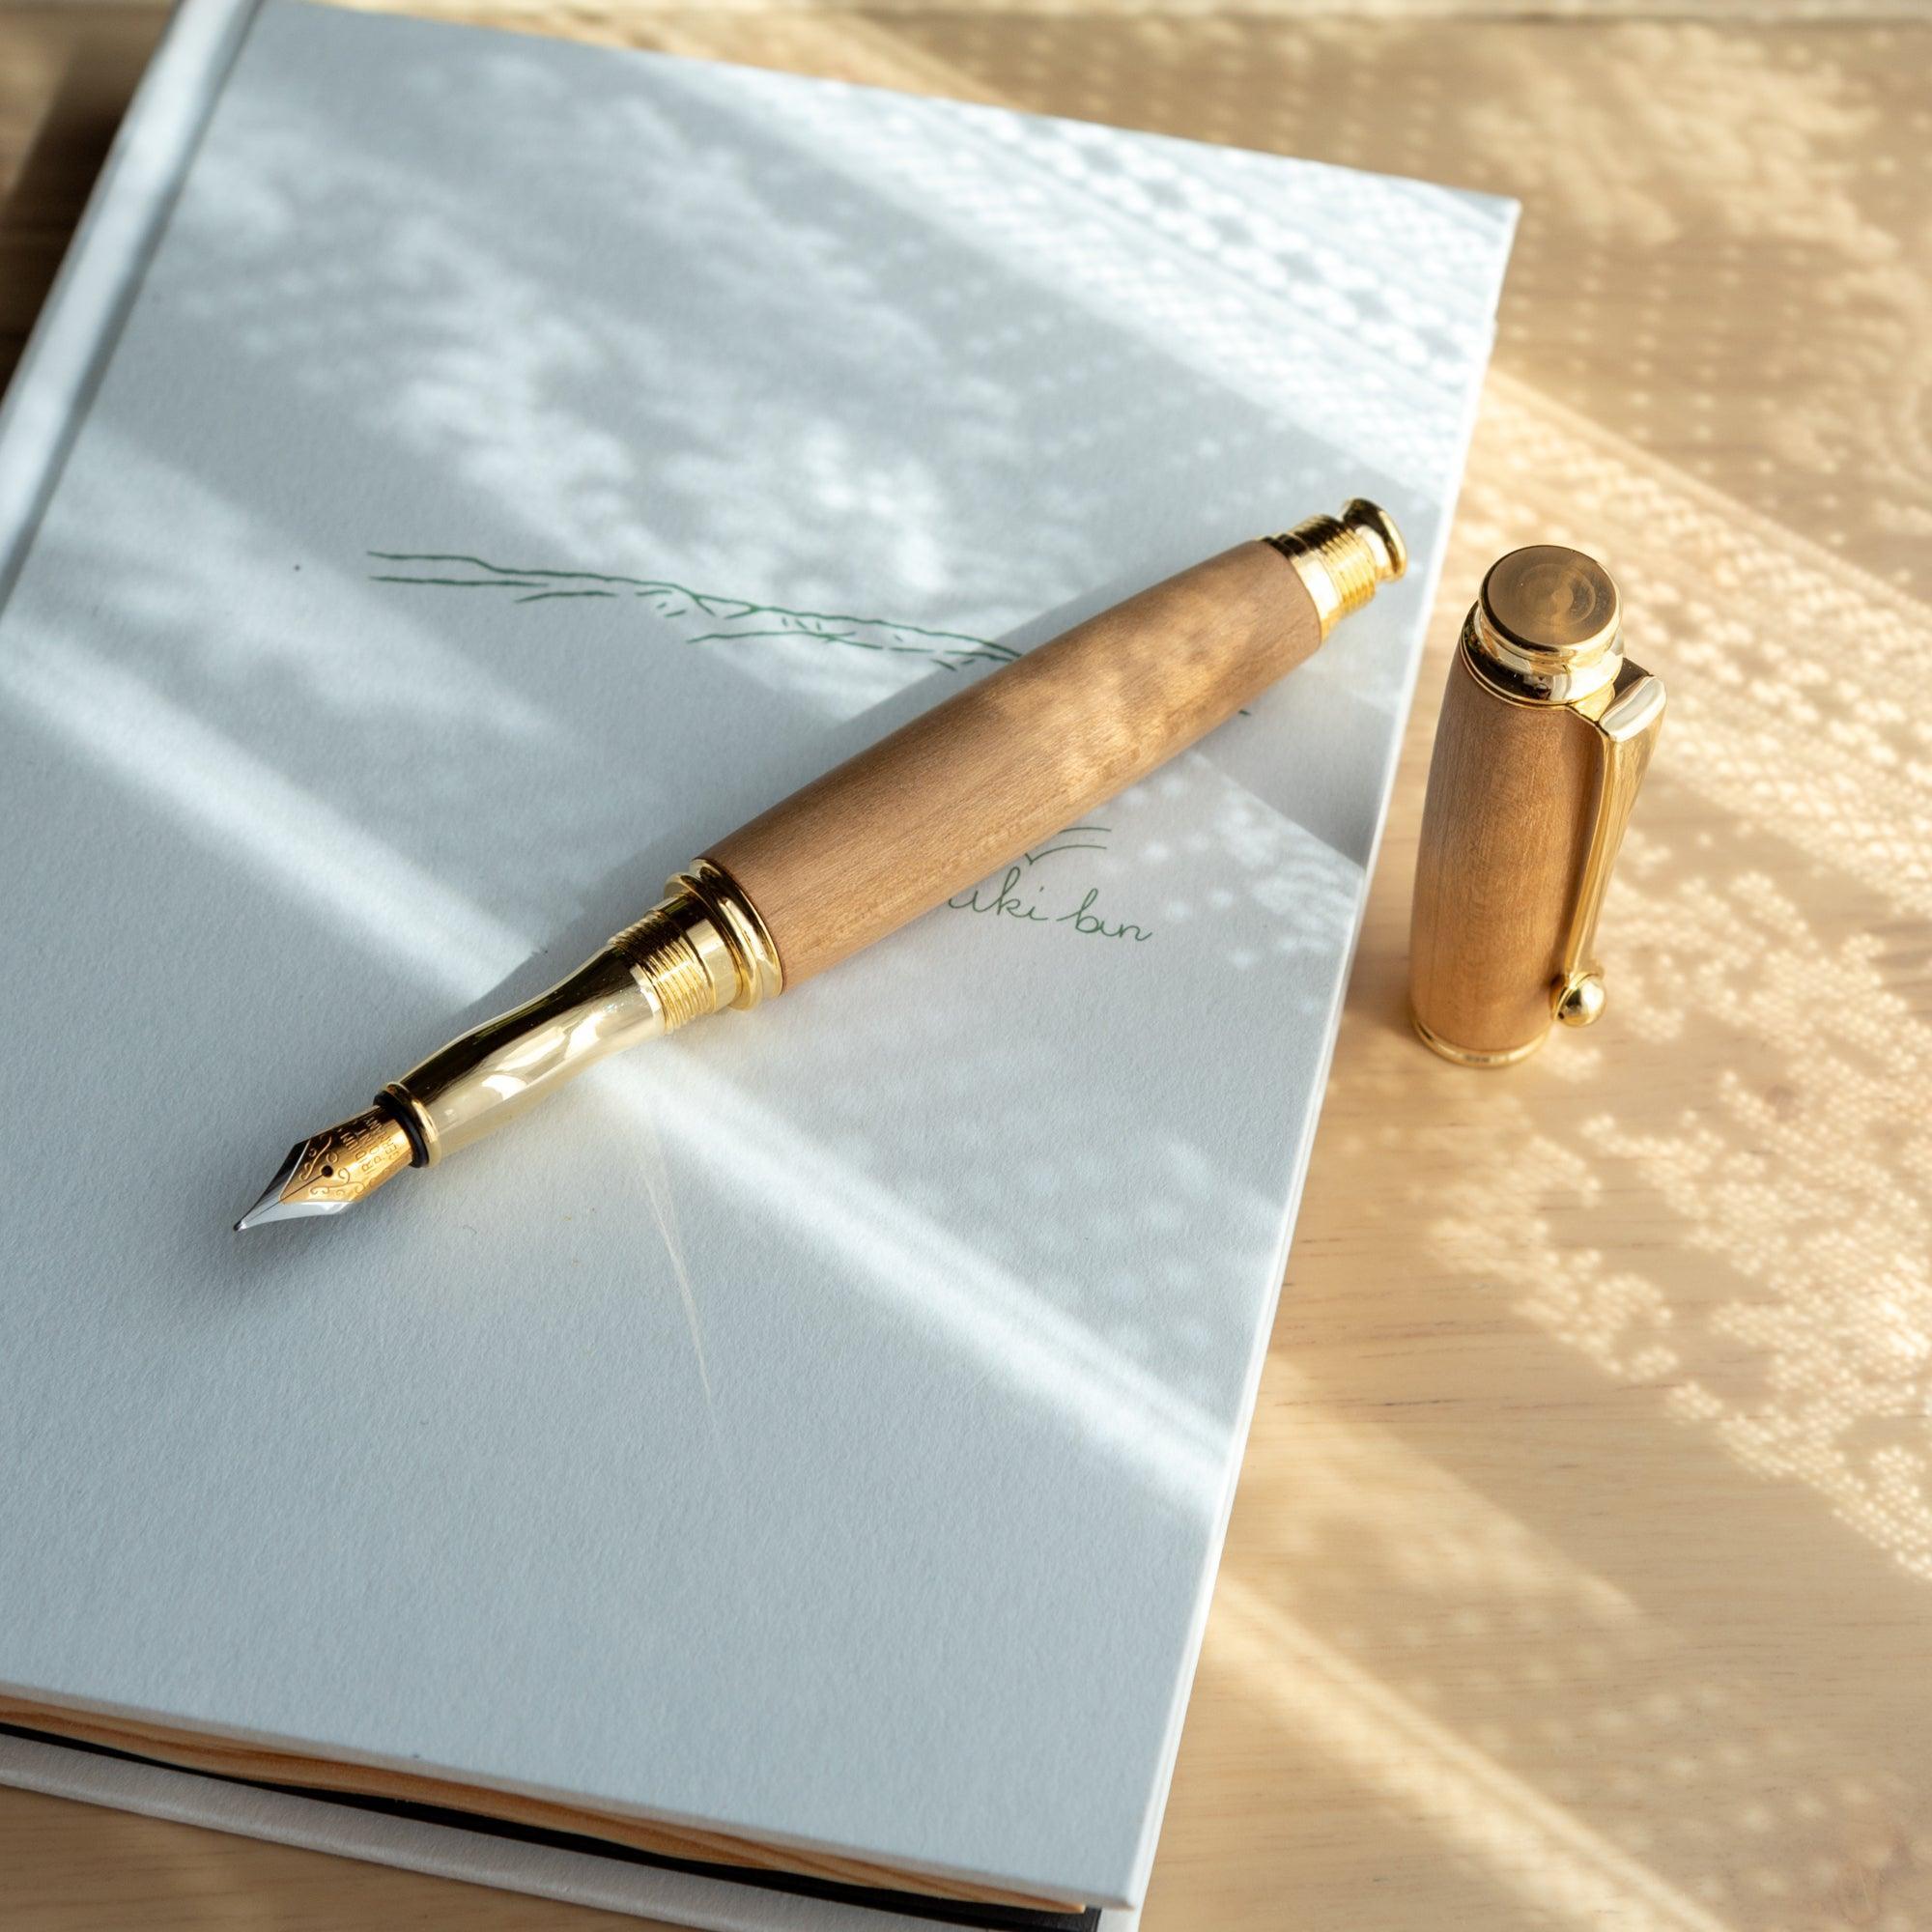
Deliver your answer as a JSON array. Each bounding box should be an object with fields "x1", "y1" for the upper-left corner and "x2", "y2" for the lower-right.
[{"x1": 234, "y1": 1106, "x2": 415, "y2": 1231}]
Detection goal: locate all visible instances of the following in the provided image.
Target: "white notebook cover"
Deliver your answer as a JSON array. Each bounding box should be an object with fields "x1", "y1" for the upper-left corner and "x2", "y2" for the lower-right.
[{"x1": 0, "y1": 1, "x2": 1515, "y2": 1922}]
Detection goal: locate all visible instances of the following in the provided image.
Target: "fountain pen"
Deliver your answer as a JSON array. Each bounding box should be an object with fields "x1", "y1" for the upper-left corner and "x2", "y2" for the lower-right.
[{"x1": 235, "y1": 500, "x2": 1405, "y2": 1229}]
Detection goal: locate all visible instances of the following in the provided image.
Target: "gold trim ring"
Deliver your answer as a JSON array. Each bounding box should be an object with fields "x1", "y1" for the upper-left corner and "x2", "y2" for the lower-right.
[
  {"x1": 1410, "y1": 1009, "x2": 1546, "y2": 1069},
  {"x1": 674, "y1": 858, "x2": 782, "y2": 1009}
]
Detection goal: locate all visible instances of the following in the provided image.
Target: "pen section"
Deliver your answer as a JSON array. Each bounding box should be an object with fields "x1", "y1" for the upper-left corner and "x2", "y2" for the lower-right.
[{"x1": 705, "y1": 542, "x2": 1323, "y2": 985}]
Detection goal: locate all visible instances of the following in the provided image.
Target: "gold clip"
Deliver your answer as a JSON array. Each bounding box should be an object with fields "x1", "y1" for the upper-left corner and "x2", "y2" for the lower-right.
[{"x1": 1551, "y1": 668, "x2": 1667, "y2": 1028}]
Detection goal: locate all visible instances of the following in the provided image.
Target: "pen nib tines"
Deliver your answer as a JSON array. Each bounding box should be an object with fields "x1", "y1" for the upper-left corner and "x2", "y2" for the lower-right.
[{"x1": 234, "y1": 1106, "x2": 414, "y2": 1231}]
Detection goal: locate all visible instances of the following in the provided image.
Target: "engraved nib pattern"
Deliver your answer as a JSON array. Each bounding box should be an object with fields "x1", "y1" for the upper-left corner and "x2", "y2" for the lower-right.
[{"x1": 234, "y1": 1107, "x2": 414, "y2": 1231}]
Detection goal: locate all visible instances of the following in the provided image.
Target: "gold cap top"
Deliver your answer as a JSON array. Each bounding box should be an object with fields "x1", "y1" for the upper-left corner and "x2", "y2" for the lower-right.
[
  {"x1": 1470, "y1": 544, "x2": 1624, "y2": 703},
  {"x1": 1267, "y1": 497, "x2": 1406, "y2": 638},
  {"x1": 1482, "y1": 545, "x2": 1619, "y2": 659}
]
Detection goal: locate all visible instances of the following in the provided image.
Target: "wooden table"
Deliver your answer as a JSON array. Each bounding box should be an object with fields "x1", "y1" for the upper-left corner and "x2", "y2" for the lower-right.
[{"x1": 5, "y1": 3, "x2": 1929, "y2": 1926}]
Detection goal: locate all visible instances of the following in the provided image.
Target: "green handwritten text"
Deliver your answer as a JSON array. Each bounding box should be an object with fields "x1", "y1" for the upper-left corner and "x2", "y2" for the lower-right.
[{"x1": 948, "y1": 850, "x2": 1151, "y2": 944}]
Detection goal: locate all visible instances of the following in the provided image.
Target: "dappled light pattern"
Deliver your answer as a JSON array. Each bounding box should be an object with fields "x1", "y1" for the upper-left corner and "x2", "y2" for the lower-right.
[
  {"x1": 563, "y1": 7, "x2": 1932, "y2": 1929},
  {"x1": 0, "y1": 1, "x2": 1513, "y2": 1904},
  {"x1": 1492, "y1": 861, "x2": 1932, "y2": 1578},
  {"x1": 1225, "y1": 358, "x2": 1932, "y2": 1922},
  {"x1": 3, "y1": 1, "x2": 1926, "y2": 1925},
  {"x1": 1158, "y1": 1363, "x2": 1932, "y2": 1931},
  {"x1": 580, "y1": 0, "x2": 1932, "y2": 1579},
  {"x1": 1437, "y1": 369, "x2": 1932, "y2": 1586}
]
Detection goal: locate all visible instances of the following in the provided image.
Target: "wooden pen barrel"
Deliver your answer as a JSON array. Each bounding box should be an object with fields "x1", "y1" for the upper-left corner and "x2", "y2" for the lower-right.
[
  {"x1": 1408, "y1": 641, "x2": 1598, "y2": 1063},
  {"x1": 705, "y1": 541, "x2": 1321, "y2": 985}
]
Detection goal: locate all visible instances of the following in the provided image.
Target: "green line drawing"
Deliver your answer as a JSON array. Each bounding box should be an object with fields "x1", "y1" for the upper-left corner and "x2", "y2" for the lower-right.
[{"x1": 369, "y1": 551, "x2": 1019, "y2": 673}]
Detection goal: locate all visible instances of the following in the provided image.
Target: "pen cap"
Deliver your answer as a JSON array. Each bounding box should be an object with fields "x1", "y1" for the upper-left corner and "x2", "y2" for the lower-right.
[{"x1": 1407, "y1": 546, "x2": 1665, "y2": 1066}]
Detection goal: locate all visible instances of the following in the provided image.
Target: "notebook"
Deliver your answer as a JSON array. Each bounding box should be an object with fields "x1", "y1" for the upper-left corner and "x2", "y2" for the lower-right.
[{"x1": 0, "y1": 1, "x2": 1515, "y2": 1922}]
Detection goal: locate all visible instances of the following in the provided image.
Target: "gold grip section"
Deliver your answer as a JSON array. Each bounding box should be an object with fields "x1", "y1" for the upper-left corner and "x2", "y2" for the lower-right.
[
  {"x1": 387, "y1": 949, "x2": 663, "y2": 1163},
  {"x1": 385, "y1": 865, "x2": 781, "y2": 1164}
]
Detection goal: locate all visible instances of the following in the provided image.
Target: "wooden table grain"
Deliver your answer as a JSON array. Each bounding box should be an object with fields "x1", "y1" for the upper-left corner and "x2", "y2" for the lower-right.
[{"x1": 4, "y1": 4, "x2": 1929, "y2": 1927}]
